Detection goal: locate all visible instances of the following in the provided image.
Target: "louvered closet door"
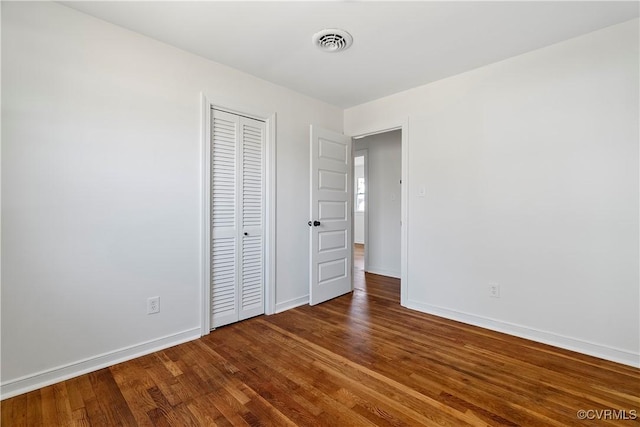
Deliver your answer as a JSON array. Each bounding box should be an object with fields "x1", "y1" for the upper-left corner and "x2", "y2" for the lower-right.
[
  {"x1": 211, "y1": 110, "x2": 239, "y2": 328},
  {"x1": 239, "y1": 119, "x2": 265, "y2": 320},
  {"x1": 211, "y1": 109, "x2": 265, "y2": 328}
]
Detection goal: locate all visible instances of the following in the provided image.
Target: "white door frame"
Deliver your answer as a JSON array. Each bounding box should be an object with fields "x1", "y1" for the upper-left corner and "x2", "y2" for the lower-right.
[
  {"x1": 200, "y1": 93, "x2": 276, "y2": 336},
  {"x1": 351, "y1": 119, "x2": 409, "y2": 306}
]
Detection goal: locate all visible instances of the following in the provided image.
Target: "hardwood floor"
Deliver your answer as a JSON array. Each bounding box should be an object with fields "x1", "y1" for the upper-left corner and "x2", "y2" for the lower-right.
[{"x1": 3, "y1": 245, "x2": 639, "y2": 426}]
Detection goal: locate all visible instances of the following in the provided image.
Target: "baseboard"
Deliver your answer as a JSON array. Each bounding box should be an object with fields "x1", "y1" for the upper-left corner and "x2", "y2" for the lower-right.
[
  {"x1": 1, "y1": 327, "x2": 201, "y2": 400},
  {"x1": 275, "y1": 295, "x2": 309, "y2": 313},
  {"x1": 366, "y1": 266, "x2": 400, "y2": 279},
  {"x1": 405, "y1": 300, "x2": 639, "y2": 368}
]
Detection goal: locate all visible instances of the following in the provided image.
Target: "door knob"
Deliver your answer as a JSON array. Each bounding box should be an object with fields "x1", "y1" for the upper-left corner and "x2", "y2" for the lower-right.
[
  {"x1": 244, "y1": 232, "x2": 248, "y2": 236},
  {"x1": 308, "y1": 220, "x2": 321, "y2": 227}
]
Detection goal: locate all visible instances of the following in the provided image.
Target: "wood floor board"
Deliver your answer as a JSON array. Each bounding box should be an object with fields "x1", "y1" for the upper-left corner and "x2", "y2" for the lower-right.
[
  {"x1": 25, "y1": 390, "x2": 43, "y2": 427},
  {"x1": 2, "y1": 244, "x2": 639, "y2": 426},
  {"x1": 39, "y1": 387, "x2": 60, "y2": 427},
  {"x1": 88, "y1": 369, "x2": 138, "y2": 426},
  {"x1": 52, "y1": 382, "x2": 74, "y2": 427}
]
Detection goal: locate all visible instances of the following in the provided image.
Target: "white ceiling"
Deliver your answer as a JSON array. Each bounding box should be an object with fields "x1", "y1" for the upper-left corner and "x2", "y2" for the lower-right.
[{"x1": 61, "y1": 1, "x2": 639, "y2": 108}]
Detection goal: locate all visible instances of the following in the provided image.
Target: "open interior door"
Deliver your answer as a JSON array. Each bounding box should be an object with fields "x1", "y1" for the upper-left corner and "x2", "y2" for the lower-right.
[{"x1": 309, "y1": 125, "x2": 353, "y2": 305}]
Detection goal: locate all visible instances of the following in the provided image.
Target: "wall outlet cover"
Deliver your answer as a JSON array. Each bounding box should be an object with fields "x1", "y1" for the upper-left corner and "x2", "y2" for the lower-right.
[
  {"x1": 489, "y1": 284, "x2": 500, "y2": 298},
  {"x1": 147, "y1": 296, "x2": 160, "y2": 314}
]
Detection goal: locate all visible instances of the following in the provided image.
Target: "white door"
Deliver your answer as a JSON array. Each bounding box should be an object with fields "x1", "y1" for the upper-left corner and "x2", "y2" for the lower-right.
[
  {"x1": 211, "y1": 109, "x2": 265, "y2": 328},
  {"x1": 309, "y1": 125, "x2": 353, "y2": 305}
]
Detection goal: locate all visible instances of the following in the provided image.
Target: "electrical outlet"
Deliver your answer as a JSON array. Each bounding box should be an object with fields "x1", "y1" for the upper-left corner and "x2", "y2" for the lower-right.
[
  {"x1": 489, "y1": 284, "x2": 500, "y2": 298},
  {"x1": 147, "y1": 296, "x2": 160, "y2": 314}
]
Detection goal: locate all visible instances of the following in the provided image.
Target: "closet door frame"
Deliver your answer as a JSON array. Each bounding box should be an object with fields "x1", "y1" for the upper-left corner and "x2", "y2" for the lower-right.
[{"x1": 200, "y1": 93, "x2": 276, "y2": 335}]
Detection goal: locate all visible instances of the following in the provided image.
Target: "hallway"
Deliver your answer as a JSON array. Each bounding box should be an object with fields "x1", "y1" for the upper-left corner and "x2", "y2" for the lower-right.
[{"x1": 353, "y1": 243, "x2": 400, "y2": 303}]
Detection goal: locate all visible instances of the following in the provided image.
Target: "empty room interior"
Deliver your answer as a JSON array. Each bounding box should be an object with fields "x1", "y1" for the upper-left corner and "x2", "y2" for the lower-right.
[{"x1": 1, "y1": 1, "x2": 639, "y2": 426}]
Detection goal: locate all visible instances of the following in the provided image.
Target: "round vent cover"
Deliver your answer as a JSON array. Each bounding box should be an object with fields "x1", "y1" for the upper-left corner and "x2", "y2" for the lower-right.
[{"x1": 312, "y1": 29, "x2": 353, "y2": 53}]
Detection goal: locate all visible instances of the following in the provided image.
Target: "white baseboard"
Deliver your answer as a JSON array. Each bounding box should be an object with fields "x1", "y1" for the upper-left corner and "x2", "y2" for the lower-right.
[
  {"x1": 366, "y1": 266, "x2": 400, "y2": 279},
  {"x1": 275, "y1": 295, "x2": 309, "y2": 313},
  {"x1": 1, "y1": 327, "x2": 201, "y2": 400},
  {"x1": 405, "y1": 300, "x2": 639, "y2": 368}
]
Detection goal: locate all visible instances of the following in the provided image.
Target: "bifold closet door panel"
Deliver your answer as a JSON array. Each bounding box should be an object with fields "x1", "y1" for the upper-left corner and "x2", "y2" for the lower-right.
[
  {"x1": 239, "y1": 118, "x2": 265, "y2": 320},
  {"x1": 211, "y1": 110, "x2": 265, "y2": 328},
  {"x1": 211, "y1": 110, "x2": 240, "y2": 328}
]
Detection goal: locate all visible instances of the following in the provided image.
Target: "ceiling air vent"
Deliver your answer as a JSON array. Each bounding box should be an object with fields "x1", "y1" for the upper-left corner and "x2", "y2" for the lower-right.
[{"x1": 312, "y1": 29, "x2": 353, "y2": 53}]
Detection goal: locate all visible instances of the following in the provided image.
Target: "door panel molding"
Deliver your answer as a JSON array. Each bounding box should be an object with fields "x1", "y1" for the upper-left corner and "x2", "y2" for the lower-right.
[{"x1": 309, "y1": 125, "x2": 353, "y2": 306}]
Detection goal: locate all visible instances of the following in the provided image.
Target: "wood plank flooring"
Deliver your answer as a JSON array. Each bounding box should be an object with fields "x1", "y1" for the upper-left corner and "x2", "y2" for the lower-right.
[{"x1": 3, "y1": 244, "x2": 639, "y2": 426}]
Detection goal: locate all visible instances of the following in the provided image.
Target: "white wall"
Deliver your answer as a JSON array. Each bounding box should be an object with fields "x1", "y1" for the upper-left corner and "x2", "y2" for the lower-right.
[
  {"x1": 355, "y1": 132, "x2": 402, "y2": 277},
  {"x1": 345, "y1": 19, "x2": 640, "y2": 367},
  {"x1": 1, "y1": 1, "x2": 342, "y2": 396}
]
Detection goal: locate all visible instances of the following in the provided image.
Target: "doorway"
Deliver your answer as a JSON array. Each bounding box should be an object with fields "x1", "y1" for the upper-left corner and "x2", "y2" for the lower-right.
[
  {"x1": 307, "y1": 122, "x2": 407, "y2": 309},
  {"x1": 353, "y1": 130, "x2": 402, "y2": 295}
]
